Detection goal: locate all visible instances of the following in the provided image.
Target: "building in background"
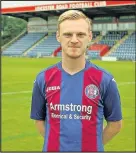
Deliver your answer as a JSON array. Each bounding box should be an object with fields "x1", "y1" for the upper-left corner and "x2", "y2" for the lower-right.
[{"x1": 1, "y1": 1, "x2": 136, "y2": 61}]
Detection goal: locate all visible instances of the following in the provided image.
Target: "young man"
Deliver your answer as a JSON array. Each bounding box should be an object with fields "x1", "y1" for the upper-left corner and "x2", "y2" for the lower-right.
[{"x1": 30, "y1": 10, "x2": 122, "y2": 152}]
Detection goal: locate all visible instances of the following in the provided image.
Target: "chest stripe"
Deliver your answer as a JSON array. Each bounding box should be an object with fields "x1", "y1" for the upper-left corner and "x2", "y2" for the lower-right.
[
  {"x1": 45, "y1": 66, "x2": 61, "y2": 151},
  {"x1": 81, "y1": 67, "x2": 103, "y2": 151}
]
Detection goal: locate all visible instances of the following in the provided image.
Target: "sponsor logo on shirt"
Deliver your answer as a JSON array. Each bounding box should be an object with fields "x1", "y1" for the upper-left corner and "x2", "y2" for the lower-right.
[
  {"x1": 49, "y1": 102, "x2": 92, "y2": 120},
  {"x1": 85, "y1": 84, "x2": 99, "y2": 99},
  {"x1": 50, "y1": 102, "x2": 92, "y2": 114},
  {"x1": 46, "y1": 86, "x2": 60, "y2": 92}
]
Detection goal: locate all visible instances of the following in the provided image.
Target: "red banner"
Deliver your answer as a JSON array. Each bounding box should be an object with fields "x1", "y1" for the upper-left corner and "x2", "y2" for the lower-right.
[
  {"x1": 2, "y1": 1, "x2": 135, "y2": 14},
  {"x1": 106, "y1": 1, "x2": 135, "y2": 7}
]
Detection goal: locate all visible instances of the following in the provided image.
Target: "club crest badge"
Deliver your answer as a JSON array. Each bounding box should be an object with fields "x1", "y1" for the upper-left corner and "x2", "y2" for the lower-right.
[{"x1": 85, "y1": 84, "x2": 99, "y2": 99}]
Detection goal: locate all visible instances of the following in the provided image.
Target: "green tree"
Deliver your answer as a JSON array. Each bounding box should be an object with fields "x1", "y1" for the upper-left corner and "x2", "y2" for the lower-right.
[{"x1": 2, "y1": 15, "x2": 27, "y2": 46}]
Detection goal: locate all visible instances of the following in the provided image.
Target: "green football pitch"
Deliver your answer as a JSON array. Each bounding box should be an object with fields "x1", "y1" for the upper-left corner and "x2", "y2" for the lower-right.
[{"x1": 2, "y1": 56, "x2": 135, "y2": 151}]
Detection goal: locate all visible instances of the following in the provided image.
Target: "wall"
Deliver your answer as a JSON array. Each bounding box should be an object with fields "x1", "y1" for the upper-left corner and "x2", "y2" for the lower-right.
[
  {"x1": 47, "y1": 16, "x2": 59, "y2": 32},
  {"x1": 92, "y1": 23, "x2": 135, "y2": 31},
  {"x1": 27, "y1": 16, "x2": 135, "y2": 33},
  {"x1": 27, "y1": 17, "x2": 48, "y2": 33}
]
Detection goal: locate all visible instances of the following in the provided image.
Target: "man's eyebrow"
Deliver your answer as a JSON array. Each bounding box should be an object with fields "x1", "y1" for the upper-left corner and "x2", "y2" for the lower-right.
[
  {"x1": 63, "y1": 32, "x2": 86, "y2": 34},
  {"x1": 63, "y1": 32, "x2": 72, "y2": 34},
  {"x1": 77, "y1": 32, "x2": 86, "y2": 34}
]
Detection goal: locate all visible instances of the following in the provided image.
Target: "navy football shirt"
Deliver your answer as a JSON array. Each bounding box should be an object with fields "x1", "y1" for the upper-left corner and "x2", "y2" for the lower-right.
[{"x1": 30, "y1": 60, "x2": 122, "y2": 152}]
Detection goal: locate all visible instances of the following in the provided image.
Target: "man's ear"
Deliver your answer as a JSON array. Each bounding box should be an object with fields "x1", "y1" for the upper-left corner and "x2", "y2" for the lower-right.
[
  {"x1": 56, "y1": 31, "x2": 60, "y2": 42},
  {"x1": 89, "y1": 30, "x2": 92, "y2": 41}
]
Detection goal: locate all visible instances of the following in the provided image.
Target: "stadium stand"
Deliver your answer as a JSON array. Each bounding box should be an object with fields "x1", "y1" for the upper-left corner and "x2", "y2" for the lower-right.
[
  {"x1": 86, "y1": 30, "x2": 129, "y2": 60},
  {"x1": 99, "y1": 31, "x2": 128, "y2": 47},
  {"x1": 107, "y1": 31, "x2": 135, "y2": 61},
  {"x1": 2, "y1": 1, "x2": 135, "y2": 61},
  {"x1": 92, "y1": 31, "x2": 101, "y2": 39},
  {"x1": 2, "y1": 33, "x2": 45, "y2": 56},
  {"x1": 2, "y1": 29, "x2": 135, "y2": 61},
  {"x1": 26, "y1": 33, "x2": 60, "y2": 57}
]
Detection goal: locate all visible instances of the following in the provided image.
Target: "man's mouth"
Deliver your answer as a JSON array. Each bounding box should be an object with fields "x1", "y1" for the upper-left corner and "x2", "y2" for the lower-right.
[{"x1": 69, "y1": 46, "x2": 80, "y2": 48}]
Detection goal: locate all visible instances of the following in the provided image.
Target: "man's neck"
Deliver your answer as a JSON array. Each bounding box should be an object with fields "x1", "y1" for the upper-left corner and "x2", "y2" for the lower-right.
[{"x1": 62, "y1": 55, "x2": 86, "y2": 75}]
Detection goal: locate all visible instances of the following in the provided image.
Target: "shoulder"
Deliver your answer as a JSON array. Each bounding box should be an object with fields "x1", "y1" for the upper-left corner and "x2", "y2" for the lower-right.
[
  {"x1": 87, "y1": 61, "x2": 113, "y2": 81},
  {"x1": 86, "y1": 61, "x2": 115, "y2": 90},
  {"x1": 35, "y1": 62, "x2": 60, "y2": 84},
  {"x1": 93, "y1": 63, "x2": 113, "y2": 80},
  {"x1": 86, "y1": 61, "x2": 117, "y2": 98}
]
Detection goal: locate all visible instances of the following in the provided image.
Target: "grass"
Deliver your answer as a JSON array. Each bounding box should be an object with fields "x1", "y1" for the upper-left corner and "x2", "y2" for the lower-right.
[{"x1": 1, "y1": 56, "x2": 135, "y2": 151}]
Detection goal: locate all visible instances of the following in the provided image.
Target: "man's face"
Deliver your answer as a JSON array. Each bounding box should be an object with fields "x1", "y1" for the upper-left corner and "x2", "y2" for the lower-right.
[{"x1": 56, "y1": 18, "x2": 92, "y2": 59}]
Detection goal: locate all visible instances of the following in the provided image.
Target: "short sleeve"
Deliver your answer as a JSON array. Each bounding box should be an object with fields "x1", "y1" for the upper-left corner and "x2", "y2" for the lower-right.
[
  {"x1": 103, "y1": 78, "x2": 122, "y2": 121},
  {"x1": 30, "y1": 79, "x2": 46, "y2": 120}
]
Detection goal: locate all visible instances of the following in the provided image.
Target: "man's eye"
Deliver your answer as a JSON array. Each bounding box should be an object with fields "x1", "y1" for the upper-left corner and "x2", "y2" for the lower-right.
[
  {"x1": 64, "y1": 33, "x2": 72, "y2": 37},
  {"x1": 77, "y1": 33, "x2": 84, "y2": 37}
]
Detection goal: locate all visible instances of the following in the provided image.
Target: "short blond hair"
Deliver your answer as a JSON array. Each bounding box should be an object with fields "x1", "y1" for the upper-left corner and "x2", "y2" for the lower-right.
[{"x1": 57, "y1": 10, "x2": 92, "y2": 31}]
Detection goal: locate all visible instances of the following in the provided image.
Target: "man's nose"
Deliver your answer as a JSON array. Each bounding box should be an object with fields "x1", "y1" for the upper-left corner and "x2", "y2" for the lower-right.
[{"x1": 71, "y1": 34, "x2": 78, "y2": 43}]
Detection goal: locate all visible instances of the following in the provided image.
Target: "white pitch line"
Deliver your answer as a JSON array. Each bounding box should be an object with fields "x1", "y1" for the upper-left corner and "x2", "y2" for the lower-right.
[
  {"x1": 118, "y1": 82, "x2": 135, "y2": 86},
  {"x1": 122, "y1": 97, "x2": 135, "y2": 100},
  {"x1": 2, "y1": 81, "x2": 135, "y2": 95},
  {"x1": 2, "y1": 90, "x2": 31, "y2": 95},
  {"x1": 2, "y1": 81, "x2": 32, "y2": 85}
]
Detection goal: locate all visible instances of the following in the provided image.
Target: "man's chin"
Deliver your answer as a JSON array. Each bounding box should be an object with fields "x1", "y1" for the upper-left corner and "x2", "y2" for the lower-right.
[{"x1": 67, "y1": 53, "x2": 81, "y2": 59}]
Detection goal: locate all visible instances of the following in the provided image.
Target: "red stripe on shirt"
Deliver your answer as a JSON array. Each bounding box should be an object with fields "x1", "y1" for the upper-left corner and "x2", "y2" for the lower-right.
[
  {"x1": 45, "y1": 66, "x2": 61, "y2": 151},
  {"x1": 82, "y1": 67, "x2": 102, "y2": 151}
]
